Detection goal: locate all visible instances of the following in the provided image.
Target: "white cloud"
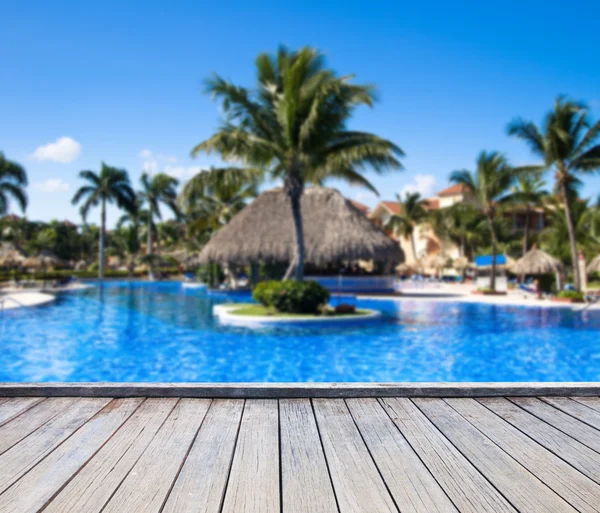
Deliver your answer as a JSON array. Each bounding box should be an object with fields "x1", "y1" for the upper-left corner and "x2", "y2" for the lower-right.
[
  {"x1": 32, "y1": 179, "x2": 70, "y2": 193},
  {"x1": 399, "y1": 174, "x2": 438, "y2": 198},
  {"x1": 139, "y1": 149, "x2": 200, "y2": 180},
  {"x1": 31, "y1": 137, "x2": 82, "y2": 163}
]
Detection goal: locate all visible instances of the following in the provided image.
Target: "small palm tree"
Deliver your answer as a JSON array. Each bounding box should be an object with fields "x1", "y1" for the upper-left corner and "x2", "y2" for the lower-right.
[
  {"x1": 384, "y1": 192, "x2": 428, "y2": 261},
  {"x1": 72, "y1": 163, "x2": 136, "y2": 279},
  {"x1": 508, "y1": 97, "x2": 600, "y2": 290},
  {"x1": 0, "y1": 152, "x2": 28, "y2": 216},
  {"x1": 191, "y1": 46, "x2": 403, "y2": 280},
  {"x1": 138, "y1": 173, "x2": 179, "y2": 255},
  {"x1": 179, "y1": 169, "x2": 257, "y2": 244},
  {"x1": 504, "y1": 171, "x2": 549, "y2": 255},
  {"x1": 450, "y1": 151, "x2": 517, "y2": 291}
]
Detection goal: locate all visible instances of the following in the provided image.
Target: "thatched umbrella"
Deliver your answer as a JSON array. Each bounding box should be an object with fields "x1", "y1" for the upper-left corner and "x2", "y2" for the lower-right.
[
  {"x1": 513, "y1": 248, "x2": 564, "y2": 298},
  {"x1": 453, "y1": 256, "x2": 469, "y2": 271},
  {"x1": 74, "y1": 259, "x2": 88, "y2": 271},
  {"x1": 23, "y1": 250, "x2": 65, "y2": 270},
  {"x1": 0, "y1": 242, "x2": 26, "y2": 268},
  {"x1": 395, "y1": 262, "x2": 413, "y2": 275},
  {"x1": 426, "y1": 252, "x2": 450, "y2": 276},
  {"x1": 587, "y1": 255, "x2": 600, "y2": 274},
  {"x1": 195, "y1": 187, "x2": 404, "y2": 268}
]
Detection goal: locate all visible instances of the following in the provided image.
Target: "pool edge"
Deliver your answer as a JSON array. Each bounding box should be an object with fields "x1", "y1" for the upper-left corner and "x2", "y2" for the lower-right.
[{"x1": 1, "y1": 382, "x2": 599, "y2": 398}]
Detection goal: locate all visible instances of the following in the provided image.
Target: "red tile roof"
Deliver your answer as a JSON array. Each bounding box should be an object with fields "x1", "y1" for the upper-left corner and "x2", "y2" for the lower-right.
[
  {"x1": 349, "y1": 200, "x2": 370, "y2": 214},
  {"x1": 437, "y1": 184, "x2": 470, "y2": 197},
  {"x1": 422, "y1": 198, "x2": 440, "y2": 210},
  {"x1": 381, "y1": 201, "x2": 401, "y2": 214}
]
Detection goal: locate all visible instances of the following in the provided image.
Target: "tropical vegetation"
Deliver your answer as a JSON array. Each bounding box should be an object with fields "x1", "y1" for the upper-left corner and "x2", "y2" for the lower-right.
[
  {"x1": 384, "y1": 192, "x2": 428, "y2": 260},
  {"x1": 189, "y1": 46, "x2": 403, "y2": 281},
  {"x1": 72, "y1": 163, "x2": 137, "y2": 278},
  {"x1": 508, "y1": 97, "x2": 600, "y2": 290}
]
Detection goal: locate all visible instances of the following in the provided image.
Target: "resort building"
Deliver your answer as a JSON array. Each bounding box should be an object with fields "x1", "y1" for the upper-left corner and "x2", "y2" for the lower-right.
[{"x1": 368, "y1": 183, "x2": 548, "y2": 271}]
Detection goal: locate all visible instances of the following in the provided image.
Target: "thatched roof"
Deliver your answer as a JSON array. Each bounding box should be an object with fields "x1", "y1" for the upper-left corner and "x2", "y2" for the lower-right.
[
  {"x1": 426, "y1": 253, "x2": 450, "y2": 270},
  {"x1": 0, "y1": 242, "x2": 26, "y2": 267},
  {"x1": 513, "y1": 248, "x2": 564, "y2": 275},
  {"x1": 453, "y1": 256, "x2": 470, "y2": 270},
  {"x1": 195, "y1": 187, "x2": 404, "y2": 266},
  {"x1": 23, "y1": 249, "x2": 66, "y2": 269},
  {"x1": 587, "y1": 255, "x2": 600, "y2": 273}
]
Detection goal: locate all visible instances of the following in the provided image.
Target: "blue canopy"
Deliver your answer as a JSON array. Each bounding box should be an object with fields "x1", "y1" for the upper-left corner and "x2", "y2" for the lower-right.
[{"x1": 475, "y1": 254, "x2": 507, "y2": 267}]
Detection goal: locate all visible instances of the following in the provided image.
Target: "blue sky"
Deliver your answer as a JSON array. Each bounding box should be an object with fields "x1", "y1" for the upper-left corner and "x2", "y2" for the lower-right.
[{"x1": 2, "y1": 0, "x2": 599, "y2": 226}]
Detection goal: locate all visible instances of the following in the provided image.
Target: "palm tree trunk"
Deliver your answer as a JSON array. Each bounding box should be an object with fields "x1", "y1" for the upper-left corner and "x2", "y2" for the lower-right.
[
  {"x1": 285, "y1": 169, "x2": 305, "y2": 281},
  {"x1": 147, "y1": 217, "x2": 153, "y2": 255},
  {"x1": 487, "y1": 215, "x2": 497, "y2": 291},
  {"x1": 560, "y1": 180, "x2": 581, "y2": 290},
  {"x1": 289, "y1": 192, "x2": 305, "y2": 281},
  {"x1": 523, "y1": 209, "x2": 530, "y2": 256},
  {"x1": 410, "y1": 233, "x2": 418, "y2": 263},
  {"x1": 99, "y1": 198, "x2": 106, "y2": 280}
]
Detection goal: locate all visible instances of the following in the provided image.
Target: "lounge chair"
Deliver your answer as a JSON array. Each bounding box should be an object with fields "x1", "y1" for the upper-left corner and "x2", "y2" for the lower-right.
[{"x1": 518, "y1": 283, "x2": 536, "y2": 295}]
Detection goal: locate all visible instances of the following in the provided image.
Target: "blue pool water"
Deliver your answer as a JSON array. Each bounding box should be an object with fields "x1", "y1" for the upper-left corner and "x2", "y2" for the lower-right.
[{"x1": 1, "y1": 281, "x2": 600, "y2": 382}]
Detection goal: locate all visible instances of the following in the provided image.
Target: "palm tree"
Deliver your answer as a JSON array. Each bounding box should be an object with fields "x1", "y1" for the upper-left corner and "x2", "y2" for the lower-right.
[
  {"x1": 0, "y1": 152, "x2": 28, "y2": 216},
  {"x1": 504, "y1": 171, "x2": 548, "y2": 255},
  {"x1": 109, "y1": 226, "x2": 140, "y2": 277},
  {"x1": 450, "y1": 151, "x2": 517, "y2": 291},
  {"x1": 191, "y1": 46, "x2": 403, "y2": 280},
  {"x1": 179, "y1": 169, "x2": 257, "y2": 245},
  {"x1": 72, "y1": 163, "x2": 136, "y2": 279},
  {"x1": 384, "y1": 192, "x2": 428, "y2": 261},
  {"x1": 428, "y1": 203, "x2": 486, "y2": 259},
  {"x1": 138, "y1": 173, "x2": 179, "y2": 255},
  {"x1": 508, "y1": 97, "x2": 600, "y2": 290}
]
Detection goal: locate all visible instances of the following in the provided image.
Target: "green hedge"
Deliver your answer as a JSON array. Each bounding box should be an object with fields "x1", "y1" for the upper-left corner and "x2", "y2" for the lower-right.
[
  {"x1": 0, "y1": 267, "x2": 181, "y2": 282},
  {"x1": 253, "y1": 280, "x2": 330, "y2": 314},
  {"x1": 557, "y1": 290, "x2": 585, "y2": 301}
]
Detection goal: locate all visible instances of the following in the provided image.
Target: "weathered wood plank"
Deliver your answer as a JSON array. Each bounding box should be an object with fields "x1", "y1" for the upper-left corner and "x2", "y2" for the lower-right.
[
  {"x1": 101, "y1": 399, "x2": 210, "y2": 513},
  {"x1": 508, "y1": 397, "x2": 600, "y2": 454},
  {"x1": 221, "y1": 399, "x2": 280, "y2": 513},
  {"x1": 488, "y1": 397, "x2": 600, "y2": 481},
  {"x1": 279, "y1": 399, "x2": 338, "y2": 513},
  {"x1": 44, "y1": 398, "x2": 177, "y2": 513},
  {"x1": 162, "y1": 399, "x2": 244, "y2": 513},
  {"x1": 0, "y1": 397, "x2": 110, "y2": 494},
  {"x1": 572, "y1": 396, "x2": 600, "y2": 414},
  {"x1": 542, "y1": 397, "x2": 600, "y2": 429},
  {"x1": 347, "y1": 398, "x2": 456, "y2": 513},
  {"x1": 312, "y1": 399, "x2": 397, "y2": 513},
  {"x1": 380, "y1": 397, "x2": 515, "y2": 513},
  {"x1": 0, "y1": 397, "x2": 44, "y2": 427},
  {"x1": 0, "y1": 397, "x2": 75, "y2": 455},
  {"x1": 3, "y1": 382, "x2": 600, "y2": 398},
  {"x1": 0, "y1": 398, "x2": 142, "y2": 513},
  {"x1": 440, "y1": 398, "x2": 599, "y2": 512}
]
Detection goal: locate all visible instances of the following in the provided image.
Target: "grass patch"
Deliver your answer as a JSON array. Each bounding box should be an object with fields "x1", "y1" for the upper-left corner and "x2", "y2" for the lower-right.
[{"x1": 228, "y1": 303, "x2": 371, "y2": 318}]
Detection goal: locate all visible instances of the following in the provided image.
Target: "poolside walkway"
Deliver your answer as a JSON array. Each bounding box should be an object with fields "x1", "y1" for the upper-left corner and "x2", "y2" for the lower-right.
[{"x1": 1, "y1": 395, "x2": 600, "y2": 512}]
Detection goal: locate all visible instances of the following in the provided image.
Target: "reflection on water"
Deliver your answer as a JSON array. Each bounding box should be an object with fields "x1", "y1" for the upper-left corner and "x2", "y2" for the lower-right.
[{"x1": 1, "y1": 281, "x2": 600, "y2": 382}]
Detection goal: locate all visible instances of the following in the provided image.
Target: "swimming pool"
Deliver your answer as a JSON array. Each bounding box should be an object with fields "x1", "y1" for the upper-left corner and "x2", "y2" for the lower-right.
[{"x1": 1, "y1": 281, "x2": 599, "y2": 382}]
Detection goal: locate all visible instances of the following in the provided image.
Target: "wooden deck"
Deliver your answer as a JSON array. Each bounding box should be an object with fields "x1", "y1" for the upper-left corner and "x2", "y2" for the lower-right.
[{"x1": 1, "y1": 396, "x2": 600, "y2": 512}]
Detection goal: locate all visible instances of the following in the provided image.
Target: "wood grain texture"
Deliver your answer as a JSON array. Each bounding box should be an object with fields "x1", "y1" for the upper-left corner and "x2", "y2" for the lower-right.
[
  {"x1": 101, "y1": 399, "x2": 210, "y2": 513},
  {"x1": 45, "y1": 398, "x2": 177, "y2": 513},
  {"x1": 481, "y1": 397, "x2": 600, "y2": 484},
  {"x1": 0, "y1": 397, "x2": 75, "y2": 455},
  {"x1": 280, "y1": 399, "x2": 338, "y2": 513},
  {"x1": 542, "y1": 397, "x2": 600, "y2": 429},
  {"x1": 508, "y1": 397, "x2": 600, "y2": 453},
  {"x1": 440, "y1": 398, "x2": 599, "y2": 512},
  {"x1": 162, "y1": 399, "x2": 245, "y2": 513},
  {"x1": 0, "y1": 398, "x2": 142, "y2": 513},
  {"x1": 347, "y1": 398, "x2": 456, "y2": 513},
  {"x1": 0, "y1": 397, "x2": 44, "y2": 426},
  {"x1": 380, "y1": 397, "x2": 515, "y2": 513},
  {"x1": 221, "y1": 399, "x2": 280, "y2": 513},
  {"x1": 313, "y1": 399, "x2": 397, "y2": 513},
  {"x1": 0, "y1": 398, "x2": 110, "y2": 494}
]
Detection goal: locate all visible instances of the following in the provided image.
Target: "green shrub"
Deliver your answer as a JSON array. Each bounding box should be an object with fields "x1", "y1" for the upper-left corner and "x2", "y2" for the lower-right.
[
  {"x1": 557, "y1": 290, "x2": 585, "y2": 301},
  {"x1": 253, "y1": 280, "x2": 330, "y2": 314}
]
